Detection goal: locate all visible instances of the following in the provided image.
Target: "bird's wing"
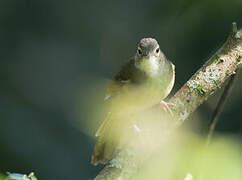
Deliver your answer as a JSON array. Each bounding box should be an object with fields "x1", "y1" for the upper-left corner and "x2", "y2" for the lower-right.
[
  {"x1": 95, "y1": 112, "x2": 111, "y2": 137},
  {"x1": 95, "y1": 59, "x2": 136, "y2": 137},
  {"x1": 106, "y1": 59, "x2": 136, "y2": 98}
]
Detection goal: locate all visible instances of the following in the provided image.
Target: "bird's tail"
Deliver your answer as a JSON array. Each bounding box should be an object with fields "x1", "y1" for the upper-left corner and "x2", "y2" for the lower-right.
[{"x1": 91, "y1": 113, "x2": 118, "y2": 165}]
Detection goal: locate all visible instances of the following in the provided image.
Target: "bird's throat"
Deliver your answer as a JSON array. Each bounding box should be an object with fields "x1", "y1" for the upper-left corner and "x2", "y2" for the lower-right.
[{"x1": 135, "y1": 56, "x2": 160, "y2": 77}]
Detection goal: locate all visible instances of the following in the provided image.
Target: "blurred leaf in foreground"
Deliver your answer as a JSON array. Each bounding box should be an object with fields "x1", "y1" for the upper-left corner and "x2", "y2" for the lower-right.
[
  {"x1": 7, "y1": 172, "x2": 37, "y2": 180},
  {"x1": 131, "y1": 132, "x2": 241, "y2": 180},
  {"x1": 0, "y1": 174, "x2": 6, "y2": 180}
]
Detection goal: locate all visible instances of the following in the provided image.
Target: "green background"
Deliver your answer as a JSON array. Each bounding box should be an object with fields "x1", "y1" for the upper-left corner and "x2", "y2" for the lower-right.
[{"x1": 0, "y1": 0, "x2": 241, "y2": 179}]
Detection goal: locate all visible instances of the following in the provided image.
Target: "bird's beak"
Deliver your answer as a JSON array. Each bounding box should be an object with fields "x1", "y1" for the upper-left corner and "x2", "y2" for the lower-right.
[{"x1": 143, "y1": 54, "x2": 151, "y2": 60}]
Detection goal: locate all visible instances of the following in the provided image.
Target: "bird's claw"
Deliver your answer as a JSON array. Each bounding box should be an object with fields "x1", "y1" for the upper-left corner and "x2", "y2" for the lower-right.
[{"x1": 160, "y1": 100, "x2": 174, "y2": 116}]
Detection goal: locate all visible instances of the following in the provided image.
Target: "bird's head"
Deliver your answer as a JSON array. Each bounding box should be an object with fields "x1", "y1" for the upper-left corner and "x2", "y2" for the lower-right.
[{"x1": 135, "y1": 38, "x2": 166, "y2": 76}]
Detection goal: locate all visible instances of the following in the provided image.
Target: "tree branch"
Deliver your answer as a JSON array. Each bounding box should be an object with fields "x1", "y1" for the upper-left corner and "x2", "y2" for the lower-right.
[
  {"x1": 94, "y1": 23, "x2": 242, "y2": 180},
  {"x1": 205, "y1": 23, "x2": 241, "y2": 146}
]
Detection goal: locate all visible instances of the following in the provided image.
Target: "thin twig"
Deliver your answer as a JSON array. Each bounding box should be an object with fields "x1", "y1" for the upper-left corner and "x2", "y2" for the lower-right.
[{"x1": 206, "y1": 72, "x2": 238, "y2": 146}]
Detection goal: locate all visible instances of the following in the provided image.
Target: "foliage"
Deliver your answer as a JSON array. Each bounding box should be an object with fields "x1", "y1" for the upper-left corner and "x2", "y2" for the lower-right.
[{"x1": 6, "y1": 173, "x2": 37, "y2": 180}]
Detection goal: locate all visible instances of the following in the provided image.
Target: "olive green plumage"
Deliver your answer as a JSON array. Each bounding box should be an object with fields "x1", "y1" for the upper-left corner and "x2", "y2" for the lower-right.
[{"x1": 91, "y1": 38, "x2": 175, "y2": 165}]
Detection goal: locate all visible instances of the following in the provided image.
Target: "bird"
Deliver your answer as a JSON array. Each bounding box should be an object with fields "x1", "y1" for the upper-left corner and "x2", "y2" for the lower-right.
[{"x1": 91, "y1": 38, "x2": 175, "y2": 165}]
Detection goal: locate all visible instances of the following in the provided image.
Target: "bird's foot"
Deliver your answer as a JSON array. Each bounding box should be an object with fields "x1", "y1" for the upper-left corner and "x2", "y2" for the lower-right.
[{"x1": 160, "y1": 100, "x2": 174, "y2": 116}]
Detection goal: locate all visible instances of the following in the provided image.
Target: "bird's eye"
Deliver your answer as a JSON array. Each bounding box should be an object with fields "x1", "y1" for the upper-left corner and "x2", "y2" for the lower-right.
[
  {"x1": 156, "y1": 48, "x2": 160, "y2": 53},
  {"x1": 137, "y1": 48, "x2": 142, "y2": 55}
]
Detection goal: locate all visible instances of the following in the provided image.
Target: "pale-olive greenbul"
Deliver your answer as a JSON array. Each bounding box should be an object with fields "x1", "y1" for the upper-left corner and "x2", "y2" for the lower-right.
[{"x1": 91, "y1": 38, "x2": 175, "y2": 165}]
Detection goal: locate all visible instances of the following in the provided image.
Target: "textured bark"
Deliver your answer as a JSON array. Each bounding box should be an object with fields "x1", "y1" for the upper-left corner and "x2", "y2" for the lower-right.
[{"x1": 94, "y1": 23, "x2": 242, "y2": 180}]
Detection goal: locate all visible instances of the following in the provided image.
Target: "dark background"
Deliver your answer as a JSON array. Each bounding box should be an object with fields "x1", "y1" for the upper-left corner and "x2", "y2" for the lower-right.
[{"x1": 0, "y1": 0, "x2": 241, "y2": 179}]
